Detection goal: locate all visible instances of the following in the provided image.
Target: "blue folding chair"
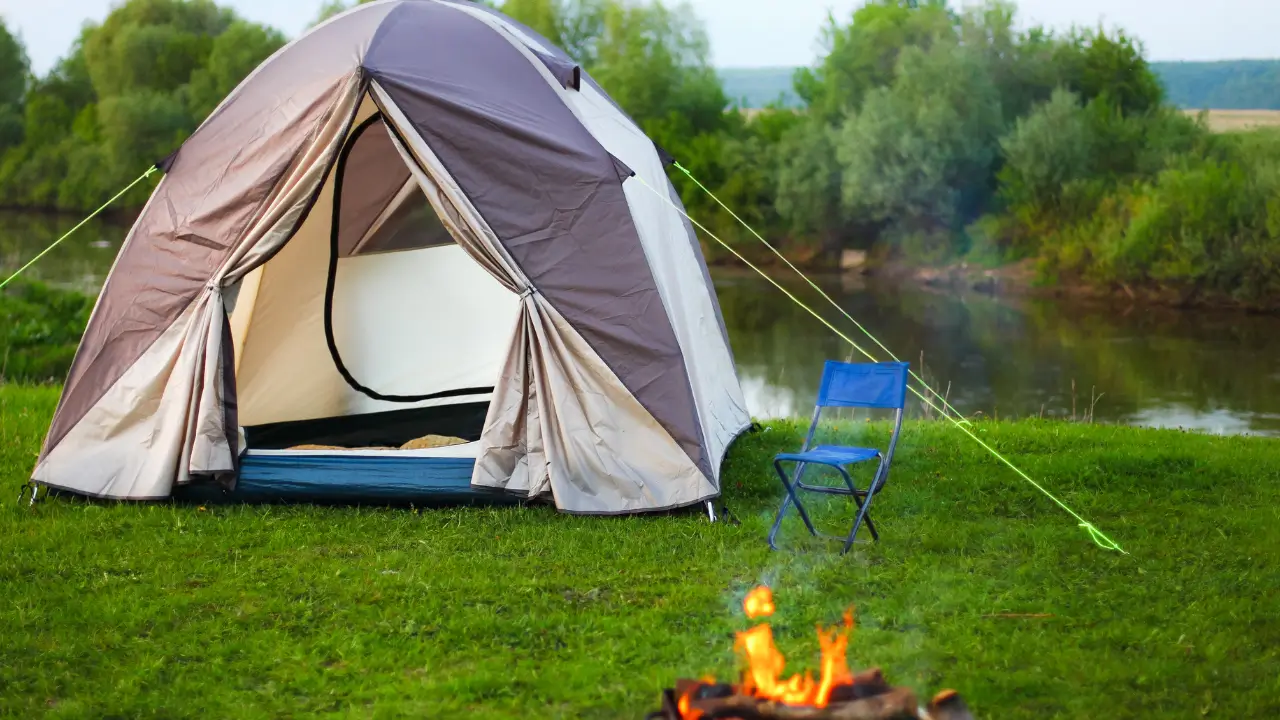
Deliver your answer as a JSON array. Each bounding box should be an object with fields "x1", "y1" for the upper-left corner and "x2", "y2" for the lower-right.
[{"x1": 768, "y1": 361, "x2": 909, "y2": 554}]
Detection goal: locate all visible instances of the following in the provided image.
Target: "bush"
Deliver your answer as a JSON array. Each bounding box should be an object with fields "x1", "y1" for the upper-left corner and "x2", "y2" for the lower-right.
[
  {"x1": 1019, "y1": 130, "x2": 1280, "y2": 304},
  {"x1": 997, "y1": 88, "x2": 1094, "y2": 218},
  {"x1": 0, "y1": 281, "x2": 92, "y2": 383},
  {"x1": 837, "y1": 41, "x2": 1004, "y2": 260}
]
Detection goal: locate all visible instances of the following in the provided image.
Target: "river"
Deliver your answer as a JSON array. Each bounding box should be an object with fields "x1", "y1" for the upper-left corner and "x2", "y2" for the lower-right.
[{"x1": 4, "y1": 211, "x2": 1279, "y2": 436}]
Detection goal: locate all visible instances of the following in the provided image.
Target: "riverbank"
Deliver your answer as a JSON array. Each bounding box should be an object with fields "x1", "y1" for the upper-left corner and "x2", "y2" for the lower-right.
[
  {"x1": 711, "y1": 251, "x2": 1280, "y2": 314},
  {"x1": 3, "y1": 383, "x2": 1278, "y2": 717},
  {"x1": 747, "y1": 253, "x2": 1280, "y2": 315},
  {"x1": 894, "y1": 259, "x2": 1280, "y2": 314}
]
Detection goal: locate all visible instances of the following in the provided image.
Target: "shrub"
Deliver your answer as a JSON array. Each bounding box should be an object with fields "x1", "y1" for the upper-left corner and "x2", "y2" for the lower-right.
[{"x1": 0, "y1": 280, "x2": 92, "y2": 383}]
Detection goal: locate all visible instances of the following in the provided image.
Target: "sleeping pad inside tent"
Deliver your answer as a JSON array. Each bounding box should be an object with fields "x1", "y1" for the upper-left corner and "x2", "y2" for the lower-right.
[{"x1": 30, "y1": 0, "x2": 752, "y2": 514}]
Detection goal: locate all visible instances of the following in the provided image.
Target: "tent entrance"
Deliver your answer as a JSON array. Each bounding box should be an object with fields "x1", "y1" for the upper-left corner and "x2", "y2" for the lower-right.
[
  {"x1": 242, "y1": 402, "x2": 490, "y2": 450},
  {"x1": 228, "y1": 98, "x2": 521, "y2": 454}
]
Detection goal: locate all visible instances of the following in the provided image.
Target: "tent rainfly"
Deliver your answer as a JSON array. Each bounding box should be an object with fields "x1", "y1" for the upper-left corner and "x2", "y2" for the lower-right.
[{"x1": 31, "y1": 0, "x2": 751, "y2": 514}]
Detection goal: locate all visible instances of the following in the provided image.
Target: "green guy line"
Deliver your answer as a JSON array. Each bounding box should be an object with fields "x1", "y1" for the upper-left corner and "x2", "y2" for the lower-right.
[
  {"x1": 0, "y1": 165, "x2": 158, "y2": 291},
  {"x1": 673, "y1": 161, "x2": 971, "y2": 426},
  {"x1": 634, "y1": 174, "x2": 1125, "y2": 554}
]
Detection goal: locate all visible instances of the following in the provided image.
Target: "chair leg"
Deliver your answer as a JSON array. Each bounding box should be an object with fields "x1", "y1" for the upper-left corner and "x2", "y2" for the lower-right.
[
  {"x1": 862, "y1": 511, "x2": 879, "y2": 541},
  {"x1": 767, "y1": 494, "x2": 790, "y2": 551},
  {"x1": 770, "y1": 460, "x2": 818, "y2": 550},
  {"x1": 833, "y1": 464, "x2": 878, "y2": 551},
  {"x1": 842, "y1": 489, "x2": 880, "y2": 554}
]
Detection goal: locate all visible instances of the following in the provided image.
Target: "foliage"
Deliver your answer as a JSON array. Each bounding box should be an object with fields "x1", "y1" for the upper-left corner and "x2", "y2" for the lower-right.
[
  {"x1": 997, "y1": 88, "x2": 1094, "y2": 218},
  {"x1": 773, "y1": 2, "x2": 1174, "y2": 263},
  {"x1": 1025, "y1": 132, "x2": 1280, "y2": 304},
  {"x1": 837, "y1": 41, "x2": 1004, "y2": 260},
  {"x1": 0, "y1": 1, "x2": 284, "y2": 212},
  {"x1": 769, "y1": 1, "x2": 1280, "y2": 304},
  {"x1": 0, "y1": 21, "x2": 29, "y2": 152},
  {"x1": 775, "y1": 116, "x2": 845, "y2": 248},
  {"x1": 185, "y1": 21, "x2": 287, "y2": 122},
  {"x1": 0, "y1": 281, "x2": 93, "y2": 383},
  {"x1": 1053, "y1": 26, "x2": 1163, "y2": 116},
  {"x1": 985, "y1": 64, "x2": 1280, "y2": 303},
  {"x1": 794, "y1": 0, "x2": 954, "y2": 124},
  {"x1": 4, "y1": 0, "x2": 1280, "y2": 304}
]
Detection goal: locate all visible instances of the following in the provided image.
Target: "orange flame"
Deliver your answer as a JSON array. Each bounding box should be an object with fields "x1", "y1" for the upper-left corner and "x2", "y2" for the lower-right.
[
  {"x1": 743, "y1": 586, "x2": 776, "y2": 619},
  {"x1": 677, "y1": 691, "x2": 701, "y2": 720},
  {"x1": 680, "y1": 586, "x2": 856, "y2": 717},
  {"x1": 677, "y1": 676, "x2": 715, "y2": 720},
  {"x1": 814, "y1": 609, "x2": 855, "y2": 706}
]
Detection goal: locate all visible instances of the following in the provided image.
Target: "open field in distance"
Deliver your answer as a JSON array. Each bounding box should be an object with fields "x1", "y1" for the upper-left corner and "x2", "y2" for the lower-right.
[
  {"x1": 739, "y1": 108, "x2": 1280, "y2": 134},
  {"x1": 1187, "y1": 109, "x2": 1280, "y2": 132}
]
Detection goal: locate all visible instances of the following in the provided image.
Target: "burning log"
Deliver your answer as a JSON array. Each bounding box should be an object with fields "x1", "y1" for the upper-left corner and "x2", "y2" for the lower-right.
[
  {"x1": 653, "y1": 684, "x2": 919, "y2": 720},
  {"x1": 925, "y1": 690, "x2": 974, "y2": 720},
  {"x1": 647, "y1": 587, "x2": 975, "y2": 720}
]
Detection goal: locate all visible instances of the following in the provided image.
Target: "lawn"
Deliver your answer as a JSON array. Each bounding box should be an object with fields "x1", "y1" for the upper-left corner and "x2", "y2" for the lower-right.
[{"x1": 2, "y1": 383, "x2": 1279, "y2": 718}]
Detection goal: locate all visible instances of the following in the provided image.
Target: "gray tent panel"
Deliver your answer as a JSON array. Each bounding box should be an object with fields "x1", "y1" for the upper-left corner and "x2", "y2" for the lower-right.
[{"x1": 364, "y1": 1, "x2": 711, "y2": 478}]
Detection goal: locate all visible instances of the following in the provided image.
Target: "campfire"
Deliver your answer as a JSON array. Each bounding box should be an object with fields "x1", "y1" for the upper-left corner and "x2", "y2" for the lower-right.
[{"x1": 647, "y1": 587, "x2": 974, "y2": 720}]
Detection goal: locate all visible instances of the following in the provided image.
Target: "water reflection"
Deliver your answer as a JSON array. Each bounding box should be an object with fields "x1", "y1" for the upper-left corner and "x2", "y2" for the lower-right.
[
  {"x1": 0, "y1": 212, "x2": 128, "y2": 293},
  {"x1": 715, "y1": 269, "x2": 1280, "y2": 436}
]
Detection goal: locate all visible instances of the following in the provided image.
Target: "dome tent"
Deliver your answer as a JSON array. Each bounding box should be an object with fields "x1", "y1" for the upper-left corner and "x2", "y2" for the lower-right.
[{"x1": 32, "y1": 0, "x2": 751, "y2": 514}]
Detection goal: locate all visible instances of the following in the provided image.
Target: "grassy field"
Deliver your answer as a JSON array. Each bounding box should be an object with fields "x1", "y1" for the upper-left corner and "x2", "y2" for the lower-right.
[
  {"x1": 1186, "y1": 109, "x2": 1280, "y2": 132},
  {"x1": 3, "y1": 384, "x2": 1279, "y2": 718}
]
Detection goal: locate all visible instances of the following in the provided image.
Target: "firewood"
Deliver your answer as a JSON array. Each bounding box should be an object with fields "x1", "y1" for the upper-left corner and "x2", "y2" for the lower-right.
[
  {"x1": 686, "y1": 694, "x2": 769, "y2": 719},
  {"x1": 832, "y1": 667, "x2": 892, "y2": 701},
  {"x1": 686, "y1": 686, "x2": 920, "y2": 720},
  {"x1": 926, "y1": 690, "x2": 973, "y2": 720},
  {"x1": 815, "y1": 687, "x2": 919, "y2": 720}
]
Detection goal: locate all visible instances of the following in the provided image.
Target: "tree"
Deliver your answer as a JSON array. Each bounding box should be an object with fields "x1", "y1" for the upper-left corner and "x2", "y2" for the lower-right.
[
  {"x1": 1055, "y1": 26, "x2": 1163, "y2": 116},
  {"x1": 958, "y1": 2, "x2": 1061, "y2": 122},
  {"x1": 998, "y1": 88, "x2": 1094, "y2": 213},
  {"x1": 0, "y1": 19, "x2": 30, "y2": 150},
  {"x1": 794, "y1": 0, "x2": 953, "y2": 122},
  {"x1": 587, "y1": 0, "x2": 726, "y2": 134},
  {"x1": 185, "y1": 20, "x2": 286, "y2": 122},
  {"x1": 0, "y1": 0, "x2": 282, "y2": 211},
  {"x1": 313, "y1": 1, "x2": 352, "y2": 25},
  {"x1": 837, "y1": 41, "x2": 1004, "y2": 258},
  {"x1": 81, "y1": 0, "x2": 235, "y2": 98},
  {"x1": 775, "y1": 117, "x2": 844, "y2": 248}
]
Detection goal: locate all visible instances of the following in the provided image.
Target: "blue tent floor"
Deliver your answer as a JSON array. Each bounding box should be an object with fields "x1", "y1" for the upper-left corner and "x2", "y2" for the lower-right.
[{"x1": 174, "y1": 452, "x2": 523, "y2": 506}]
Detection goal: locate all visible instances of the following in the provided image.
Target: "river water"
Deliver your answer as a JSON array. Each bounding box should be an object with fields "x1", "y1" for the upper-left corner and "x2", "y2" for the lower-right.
[{"x1": 4, "y1": 211, "x2": 1279, "y2": 436}]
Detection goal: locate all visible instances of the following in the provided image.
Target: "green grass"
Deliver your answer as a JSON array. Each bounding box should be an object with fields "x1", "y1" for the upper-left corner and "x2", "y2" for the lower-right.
[{"x1": 3, "y1": 384, "x2": 1279, "y2": 718}]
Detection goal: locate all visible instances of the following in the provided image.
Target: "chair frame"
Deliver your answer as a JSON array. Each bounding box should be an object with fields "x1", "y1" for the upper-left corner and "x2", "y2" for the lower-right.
[{"x1": 767, "y1": 361, "x2": 908, "y2": 554}]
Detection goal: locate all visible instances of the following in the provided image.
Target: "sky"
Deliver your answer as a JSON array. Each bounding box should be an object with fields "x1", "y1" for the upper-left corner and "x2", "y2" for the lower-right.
[{"x1": 2, "y1": 0, "x2": 1277, "y2": 76}]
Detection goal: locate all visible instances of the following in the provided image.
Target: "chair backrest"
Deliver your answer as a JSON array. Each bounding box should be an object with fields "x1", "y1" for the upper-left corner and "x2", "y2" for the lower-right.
[
  {"x1": 816, "y1": 361, "x2": 910, "y2": 410},
  {"x1": 805, "y1": 361, "x2": 910, "y2": 492}
]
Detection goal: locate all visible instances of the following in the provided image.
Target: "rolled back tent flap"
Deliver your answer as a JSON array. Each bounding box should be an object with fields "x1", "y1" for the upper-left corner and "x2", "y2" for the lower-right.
[{"x1": 31, "y1": 0, "x2": 751, "y2": 514}]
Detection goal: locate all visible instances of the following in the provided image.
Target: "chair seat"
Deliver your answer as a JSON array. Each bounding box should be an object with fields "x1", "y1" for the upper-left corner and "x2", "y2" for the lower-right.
[{"x1": 775, "y1": 445, "x2": 881, "y2": 466}]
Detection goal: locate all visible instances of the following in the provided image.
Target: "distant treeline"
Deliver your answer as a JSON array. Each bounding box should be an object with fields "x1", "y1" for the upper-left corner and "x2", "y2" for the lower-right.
[
  {"x1": 721, "y1": 61, "x2": 1280, "y2": 111},
  {"x1": 1155, "y1": 61, "x2": 1280, "y2": 110},
  {"x1": 3, "y1": 0, "x2": 1280, "y2": 308}
]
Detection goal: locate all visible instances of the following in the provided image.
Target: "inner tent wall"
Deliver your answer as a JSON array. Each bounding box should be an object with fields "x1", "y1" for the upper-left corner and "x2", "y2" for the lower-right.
[{"x1": 224, "y1": 95, "x2": 521, "y2": 448}]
